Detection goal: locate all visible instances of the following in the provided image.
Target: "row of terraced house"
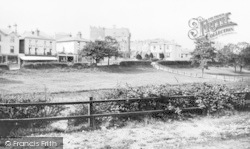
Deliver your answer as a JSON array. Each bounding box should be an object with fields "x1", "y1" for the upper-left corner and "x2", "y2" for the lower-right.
[{"x1": 0, "y1": 25, "x2": 191, "y2": 68}]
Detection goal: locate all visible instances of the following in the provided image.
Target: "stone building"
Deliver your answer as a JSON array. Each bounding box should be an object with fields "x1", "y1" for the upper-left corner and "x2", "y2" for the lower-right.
[{"x1": 90, "y1": 26, "x2": 131, "y2": 57}]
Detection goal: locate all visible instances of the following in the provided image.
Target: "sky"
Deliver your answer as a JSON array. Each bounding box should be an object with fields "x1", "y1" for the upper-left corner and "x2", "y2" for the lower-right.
[{"x1": 0, "y1": 0, "x2": 250, "y2": 49}]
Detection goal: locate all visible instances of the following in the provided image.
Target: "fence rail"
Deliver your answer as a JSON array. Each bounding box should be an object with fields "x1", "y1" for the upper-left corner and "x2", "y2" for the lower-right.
[
  {"x1": 151, "y1": 62, "x2": 248, "y2": 82},
  {"x1": 0, "y1": 93, "x2": 249, "y2": 129}
]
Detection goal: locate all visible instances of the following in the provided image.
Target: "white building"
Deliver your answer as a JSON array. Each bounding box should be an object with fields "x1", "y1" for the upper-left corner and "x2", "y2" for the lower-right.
[
  {"x1": 0, "y1": 27, "x2": 19, "y2": 64},
  {"x1": 19, "y1": 29, "x2": 57, "y2": 64},
  {"x1": 56, "y1": 32, "x2": 89, "y2": 62},
  {"x1": 131, "y1": 39, "x2": 192, "y2": 61}
]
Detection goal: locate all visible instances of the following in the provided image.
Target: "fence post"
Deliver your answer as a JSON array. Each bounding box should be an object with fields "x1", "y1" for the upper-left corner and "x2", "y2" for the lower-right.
[{"x1": 88, "y1": 97, "x2": 95, "y2": 129}]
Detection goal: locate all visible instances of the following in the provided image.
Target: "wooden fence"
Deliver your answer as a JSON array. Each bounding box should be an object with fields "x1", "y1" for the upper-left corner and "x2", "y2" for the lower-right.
[
  {"x1": 0, "y1": 95, "x2": 204, "y2": 129},
  {"x1": 151, "y1": 62, "x2": 248, "y2": 82},
  {"x1": 1, "y1": 92, "x2": 250, "y2": 131}
]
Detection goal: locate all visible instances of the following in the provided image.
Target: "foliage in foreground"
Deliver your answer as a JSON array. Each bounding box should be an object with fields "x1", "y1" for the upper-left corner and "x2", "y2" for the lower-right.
[
  {"x1": 0, "y1": 93, "x2": 66, "y2": 136},
  {"x1": 72, "y1": 83, "x2": 249, "y2": 128}
]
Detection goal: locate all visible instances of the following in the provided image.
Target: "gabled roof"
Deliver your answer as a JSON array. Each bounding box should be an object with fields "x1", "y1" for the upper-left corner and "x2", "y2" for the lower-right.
[
  {"x1": 0, "y1": 28, "x2": 18, "y2": 36},
  {"x1": 56, "y1": 36, "x2": 89, "y2": 42},
  {"x1": 20, "y1": 31, "x2": 55, "y2": 40}
]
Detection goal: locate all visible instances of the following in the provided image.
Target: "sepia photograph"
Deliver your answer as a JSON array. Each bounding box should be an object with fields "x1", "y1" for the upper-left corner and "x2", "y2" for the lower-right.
[{"x1": 0, "y1": 0, "x2": 250, "y2": 148}]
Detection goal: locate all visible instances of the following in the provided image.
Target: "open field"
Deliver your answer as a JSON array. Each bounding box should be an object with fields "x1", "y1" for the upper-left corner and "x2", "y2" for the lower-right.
[
  {"x1": 34, "y1": 111, "x2": 250, "y2": 149},
  {"x1": 0, "y1": 66, "x2": 217, "y2": 95}
]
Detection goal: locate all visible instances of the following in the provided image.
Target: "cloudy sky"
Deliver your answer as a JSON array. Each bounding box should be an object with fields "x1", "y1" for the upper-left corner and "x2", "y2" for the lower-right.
[{"x1": 0, "y1": 0, "x2": 249, "y2": 49}]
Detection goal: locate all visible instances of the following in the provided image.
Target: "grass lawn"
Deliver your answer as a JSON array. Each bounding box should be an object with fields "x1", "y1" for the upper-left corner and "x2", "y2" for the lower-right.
[
  {"x1": 0, "y1": 66, "x2": 217, "y2": 95},
  {"x1": 33, "y1": 111, "x2": 250, "y2": 149}
]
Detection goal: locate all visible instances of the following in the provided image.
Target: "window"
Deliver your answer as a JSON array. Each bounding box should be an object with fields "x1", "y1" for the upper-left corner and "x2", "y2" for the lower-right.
[
  {"x1": 44, "y1": 48, "x2": 46, "y2": 55},
  {"x1": 10, "y1": 46, "x2": 14, "y2": 53},
  {"x1": 35, "y1": 48, "x2": 37, "y2": 55},
  {"x1": 29, "y1": 47, "x2": 31, "y2": 54}
]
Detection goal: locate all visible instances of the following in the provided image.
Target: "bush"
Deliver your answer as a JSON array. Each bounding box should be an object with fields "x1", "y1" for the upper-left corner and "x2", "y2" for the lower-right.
[
  {"x1": 0, "y1": 64, "x2": 9, "y2": 70},
  {"x1": 23, "y1": 62, "x2": 68, "y2": 69},
  {"x1": 72, "y1": 63, "x2": 89, "y2": 69},
  {"x1": 158, "y1": 61, "x2": 191, "y2": 66},
  {"x1": 71, "y1": 83, "x2": 249, "y2": 128},
  {"x1": 0, "y1": 93, "x2": 66, "y2": 137},
  {"x1": 119, "y1": 61, "x2": 151, "y2": 67},
  {"x1": 136, "y1": 54, "x2": 142, "y2": 60}
]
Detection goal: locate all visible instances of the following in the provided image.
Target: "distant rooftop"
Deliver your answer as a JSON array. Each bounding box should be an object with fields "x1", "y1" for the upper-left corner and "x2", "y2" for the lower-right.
[
  {"x1": 20, "y1": 30, "x2": 54, "y2": 40},
  {"x1": 56, "y1": 36, "x2": 89, "y2": 42},
  {"x1": 0, "y1": 28, "x2": 18, "y2": 36}
]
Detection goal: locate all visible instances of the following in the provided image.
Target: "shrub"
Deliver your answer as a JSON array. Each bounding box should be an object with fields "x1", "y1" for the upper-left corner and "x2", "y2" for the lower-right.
[
  {"x1": 119, "y1": 61, "x2": 151, "y2": 67},
  {"x1": 0, "y1": 93, "x2": 66, "y2": 137},
  {"x1": 0, "y1": 64, "x2": 9, "y2": 70},
  {"x1": 23, "y1": 62, "x2": 68, "y2": 69},
  {"x1": 159, "y1": 53, "x2": 165, "y2": 60},
  {"x1": 71, "y1": 83, "x2": 249, "y2": 128},
  {"x1": 136, "y1": 54, "x2": 142, "y2": 60},
  {"x1": 72, "y1": 63, "x2": 89, "y2": 69}
]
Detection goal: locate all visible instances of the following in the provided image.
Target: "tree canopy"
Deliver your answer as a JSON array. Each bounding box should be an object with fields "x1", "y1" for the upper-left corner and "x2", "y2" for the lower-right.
[
  {"x1": 191, "y1": 37, "x2": 216, "y2": 76},
  {"x1": 79, "y1": 36, "x2": 120, "y2": 65}
]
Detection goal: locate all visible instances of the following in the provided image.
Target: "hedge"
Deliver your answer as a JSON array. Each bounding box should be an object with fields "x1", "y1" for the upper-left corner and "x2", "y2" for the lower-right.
[
  {"x1": 22, "y1": 62, "x2": 90, "y2": 69},
  {"x1": 0, "y1": 64, "x2": 9, "y2": 70},
  {"x1": 119, "y1": 61, "x2": 152, "y2": 66}
]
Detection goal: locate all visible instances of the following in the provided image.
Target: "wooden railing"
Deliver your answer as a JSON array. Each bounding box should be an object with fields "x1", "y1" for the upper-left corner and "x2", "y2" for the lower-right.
[{"x1": 0, "y1": 93, "x2": 249, "y2": 129}]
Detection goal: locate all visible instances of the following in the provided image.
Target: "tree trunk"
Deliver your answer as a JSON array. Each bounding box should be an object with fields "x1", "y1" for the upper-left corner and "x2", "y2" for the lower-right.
[
  {"x1": 234, "y1": 65, "x2": 237, "y2": 72},
  {"x1": 240, "y1": 65, "x2": 242, "y2": 72},
  {"x1": 108, "y1": 57, "x2": 110, "y2": 66}
]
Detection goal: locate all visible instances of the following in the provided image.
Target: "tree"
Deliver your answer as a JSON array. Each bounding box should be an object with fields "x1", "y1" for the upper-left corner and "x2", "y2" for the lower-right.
[
  {"x1": 104, "y1": 36, "x2": 120, "y2": 65},
  {"x1": 149, "y1": 53, "x2": 154, "y2": 59},
  {"x1": 191, "y1": 37, "x2": 216, "y2": 77},
  {"x1": 144, "y1": 54, "x2": 150, "y2": 60},
  {"x1": 159, "y1": 53, "x2": 165, "y2": 60},
  {"x1": 79, "y1": 36, "x2": 120, "y2": 65},
  {"x1": 136, "y1": 54, "x2": 142, "y2": 60},
  {"x1": 79, "y1": 40, "x2": 106, "y2": 64}
]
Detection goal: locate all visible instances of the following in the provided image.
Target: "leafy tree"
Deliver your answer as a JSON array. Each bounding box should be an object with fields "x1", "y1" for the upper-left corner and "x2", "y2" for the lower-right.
[
  {"x1": 136, "y1": 54, "x2": 142, "y2": 60},
  {"x1": 191, "y1": 37, "x2": 216, "y2": 77},
  {"x1": 159, "y1": 53, "x2": 165, "y2": 60},
  {"x1": 79, "y1": 36, "x2": 120, "y2": 65},
  {"x1": 144, "y1": 54, "x2": 150, "y2": 60},
  {"x1": 104, "y1": 36, "x2": 120, "y2": 65},
  {"x1": 79, "y1": 40, "x2": 106, "y2": 64},
  {"x1": 149, "y1": 53, "x2": 154, "y2": 59}
]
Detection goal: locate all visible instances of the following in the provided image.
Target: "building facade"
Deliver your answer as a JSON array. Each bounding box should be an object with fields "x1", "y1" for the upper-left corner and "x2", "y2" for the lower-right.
[
  {"x1": 131, "y1": 39, "x2": 192, "y2": 61},
  {"x1": 0, "y1": 28, "x2": 19, "y2": 64},
  {"x1": 19, "y1": 30, "x2": 57, "y2": 64},
  {"x1": 90, "y1": 26, "x2": 131, "y2": 57},
  {"x1": 56, "y1": 32, "x2": 89, "y2": 62}
]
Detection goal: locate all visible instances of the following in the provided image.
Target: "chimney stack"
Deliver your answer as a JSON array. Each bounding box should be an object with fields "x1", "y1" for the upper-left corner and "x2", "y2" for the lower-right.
[
  {"x1": 77, "y1": 32, "x2": 82, "y2": 38},
  {"x1": 13, "y1": 24, "x2": 17, "y2": 33},
  {"x1": 36, "y1": 29, "x2": 40, "y2": 36}
]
